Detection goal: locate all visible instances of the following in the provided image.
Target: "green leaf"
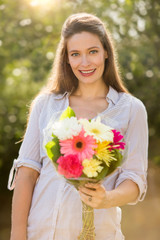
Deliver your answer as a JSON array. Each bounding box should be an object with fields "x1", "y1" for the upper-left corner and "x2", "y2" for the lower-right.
[
  {"x1": 107, "y1": 150, "x2": 123, "y2": 175},
  {"x1": 45, "y1": 136, "x2": 61, "y2": 163},
  {"x1": 59, "y1": 106, "x2": 76, "y2": 120}
]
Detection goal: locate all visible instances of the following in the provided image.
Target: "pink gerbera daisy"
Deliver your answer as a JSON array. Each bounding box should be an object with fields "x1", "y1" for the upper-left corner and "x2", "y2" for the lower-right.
[{"x1": 59, "y1": 129, "x2": 97, "y2": 161}]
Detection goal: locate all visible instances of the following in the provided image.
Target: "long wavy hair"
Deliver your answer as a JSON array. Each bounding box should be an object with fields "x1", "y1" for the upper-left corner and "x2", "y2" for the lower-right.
[{"x1": 45, "y1": 12, "x2": 128, "y2": 94}]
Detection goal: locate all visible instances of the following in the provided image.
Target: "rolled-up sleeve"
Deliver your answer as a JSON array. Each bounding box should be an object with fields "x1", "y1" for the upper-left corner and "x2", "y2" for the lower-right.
[
  {"x1": 115, "y1": 97, "x2": 148, "y2": 204},
  {"x1": 8, "y1": 95, "x2": 45, "y2": 190}
]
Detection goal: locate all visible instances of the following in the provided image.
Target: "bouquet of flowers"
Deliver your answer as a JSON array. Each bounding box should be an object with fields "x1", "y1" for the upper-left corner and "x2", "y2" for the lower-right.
[{"x1": 44, "y1": 107, "x2": 125, "y2": 240}]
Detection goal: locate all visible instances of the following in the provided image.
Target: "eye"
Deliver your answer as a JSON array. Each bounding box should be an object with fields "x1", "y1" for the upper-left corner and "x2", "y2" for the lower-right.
[
  {"x1": 71, "y1": 52, "x2": 79, "y2": 57},
  {"x1": 90, "y1": 50, "x2": 98, "y2": 54}
]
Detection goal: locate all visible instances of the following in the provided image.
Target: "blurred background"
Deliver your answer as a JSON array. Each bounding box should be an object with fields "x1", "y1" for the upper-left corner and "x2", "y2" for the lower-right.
[{"x1": 0, "y1": 0, "x2": 160, "y2": 239}]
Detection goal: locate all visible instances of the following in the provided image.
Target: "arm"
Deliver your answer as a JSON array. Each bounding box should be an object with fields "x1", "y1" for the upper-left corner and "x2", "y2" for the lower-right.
[
  {"x1": 79, "y1": 97, "x2": 148, "y2": 208},
  {"x1": 79, "y1": 179, "x2": 139, "y2": 209},
  {"x1": 105, "y1": 179, "x2": 139, "y2": 207},
  {"x1": 10, "y1": 167, "x2": 39, "y2": 240},
  {"x1": 8, "y1": 95, "x2": 45, "y2": 238}
]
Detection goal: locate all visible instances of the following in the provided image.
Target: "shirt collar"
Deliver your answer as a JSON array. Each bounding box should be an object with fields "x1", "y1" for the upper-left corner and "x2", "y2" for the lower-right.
[
  {"x1": 54, "y1": 86, "x2": 119, "y2": 104},
  {"x1": 106, "y1": 86, "x2": 119, "y2": 105},
  {"x1": 54, "y1": 91, "x2": 70, "y2": 100}
]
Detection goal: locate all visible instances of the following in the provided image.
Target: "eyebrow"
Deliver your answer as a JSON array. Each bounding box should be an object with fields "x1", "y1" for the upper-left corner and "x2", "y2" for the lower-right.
[{"x1": 68, "y1": 46, "x2": 100, "y2": 53}]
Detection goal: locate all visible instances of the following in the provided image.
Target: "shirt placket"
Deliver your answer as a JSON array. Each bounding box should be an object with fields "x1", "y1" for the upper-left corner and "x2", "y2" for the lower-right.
[{"x1": 49, "y1": 180, "x2": 66, "y2": 240}]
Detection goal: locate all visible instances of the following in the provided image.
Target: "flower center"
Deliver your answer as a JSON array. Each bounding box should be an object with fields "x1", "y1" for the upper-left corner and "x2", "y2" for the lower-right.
[
  {"x1": 76, "y1": 141, "x2": 83, "y2": 148},
  {"x1": 91, "y1": 128, "x2": 100, "y2": 134}
]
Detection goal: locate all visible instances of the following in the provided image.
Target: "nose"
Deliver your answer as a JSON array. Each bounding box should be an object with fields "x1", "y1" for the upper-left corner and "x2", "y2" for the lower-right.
[{"x1": 81, "y1": 55, "x2": 90, "y2": 67}]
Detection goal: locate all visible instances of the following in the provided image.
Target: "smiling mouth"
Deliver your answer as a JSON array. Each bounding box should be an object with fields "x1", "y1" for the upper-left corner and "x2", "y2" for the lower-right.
[
  {"x1": 79, "y1": 69, "x2": 96, "y2": 74},
  {"x1": 79, "y1": 69, "x2": 96, "y2": 77}
]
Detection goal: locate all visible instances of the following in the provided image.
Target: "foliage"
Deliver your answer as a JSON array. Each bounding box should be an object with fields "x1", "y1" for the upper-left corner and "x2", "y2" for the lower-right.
[
  {"x1": 45, "y1": 135, "x2": 60, "y2": 163},
  {"x1": 59, "y1": 106, "x2": 76, "y2": 120},
  {"x1": 0, "y1": 0, "x2": 159, "y2": 192}
]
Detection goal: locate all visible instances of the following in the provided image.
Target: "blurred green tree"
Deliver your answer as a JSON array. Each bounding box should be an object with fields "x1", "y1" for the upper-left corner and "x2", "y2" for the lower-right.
[{"x1": 0, "y1": 0, "x2": 159, "y2": 192}]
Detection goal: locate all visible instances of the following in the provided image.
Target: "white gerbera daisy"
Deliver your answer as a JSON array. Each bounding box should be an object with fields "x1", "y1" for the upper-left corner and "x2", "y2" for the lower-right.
[
  {"x1": 79, "y1": 117, "x2": 113, "y2": 142},
  {"x1": 52, "y1": 117, "x2": 82, "y2": 140}
]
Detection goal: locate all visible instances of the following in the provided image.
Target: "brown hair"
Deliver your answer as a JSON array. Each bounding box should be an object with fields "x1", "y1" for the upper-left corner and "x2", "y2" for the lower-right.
[
  {"x1": 46, "y1": 12, "x2": 128, "y2": 93},
  {"x1": 23, "y1": 13, "x2": 128, "y2": 141}
]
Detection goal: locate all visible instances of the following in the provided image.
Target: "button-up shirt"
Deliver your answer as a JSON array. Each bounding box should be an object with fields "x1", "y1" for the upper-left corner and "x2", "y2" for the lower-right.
[{"x1": 8, "y1": 86, "x2": 148, "y2": 240}]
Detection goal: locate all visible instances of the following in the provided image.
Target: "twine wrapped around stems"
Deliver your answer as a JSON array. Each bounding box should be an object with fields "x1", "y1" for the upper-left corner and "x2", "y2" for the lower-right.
[{"x1": 78, "y1": 201, "x2": 95, "y2": 240}]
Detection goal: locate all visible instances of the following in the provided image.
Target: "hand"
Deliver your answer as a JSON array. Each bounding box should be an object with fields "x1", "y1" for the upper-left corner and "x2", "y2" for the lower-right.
[{"x1": 78, "y1": 182, "x2": 111, "y2": 209}]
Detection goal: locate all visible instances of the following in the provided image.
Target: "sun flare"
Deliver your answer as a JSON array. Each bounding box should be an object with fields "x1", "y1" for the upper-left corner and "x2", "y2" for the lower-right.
[{"x1": 29, "y1": 0, "x2": 59, "y2": 7}]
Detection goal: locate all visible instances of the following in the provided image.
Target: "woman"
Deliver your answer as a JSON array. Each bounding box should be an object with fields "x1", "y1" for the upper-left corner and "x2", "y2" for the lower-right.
[{"x1": 8, "y1": 13, "x2": 148, "y2": 240}]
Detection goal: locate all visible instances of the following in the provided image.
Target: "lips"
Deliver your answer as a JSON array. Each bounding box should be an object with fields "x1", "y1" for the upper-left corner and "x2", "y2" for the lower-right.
[{"x1": 79, "y1": 69, "x2": 96, "y2": 77}]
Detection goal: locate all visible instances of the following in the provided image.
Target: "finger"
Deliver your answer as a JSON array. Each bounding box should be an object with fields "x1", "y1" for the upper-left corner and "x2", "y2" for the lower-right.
[
  {"x1": 79, "y1": 191, "x2": 94, "y2": 206},
  {"x1": 85, "y1": 182, "x2": 101, "y2": 190},
  {"x1": 78, "y1": 186, "x2": 96, "y2": 197}
]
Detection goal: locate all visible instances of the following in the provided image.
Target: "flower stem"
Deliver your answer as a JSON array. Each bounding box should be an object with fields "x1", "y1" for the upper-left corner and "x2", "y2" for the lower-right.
[{"x1": 78, "y1": 201, "x2": 95, "y2": 240}]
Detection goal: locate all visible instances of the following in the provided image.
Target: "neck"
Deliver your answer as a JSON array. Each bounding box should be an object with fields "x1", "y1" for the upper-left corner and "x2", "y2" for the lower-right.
[{"x1": 73, "y1": 81, "x2": 109, "y2": 100}]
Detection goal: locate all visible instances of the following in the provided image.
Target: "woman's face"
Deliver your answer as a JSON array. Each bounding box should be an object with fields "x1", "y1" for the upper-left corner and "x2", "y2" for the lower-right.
[{"x1": 67, "y1": 31, "x2": 107, "y2": 85}]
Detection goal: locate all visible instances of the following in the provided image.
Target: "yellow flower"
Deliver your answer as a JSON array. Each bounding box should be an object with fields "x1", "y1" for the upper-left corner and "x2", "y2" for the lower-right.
[
  {"x1": 95, "y1": 141, "x2": 117, "y2": 167},
  {"x1": 82, "y1": 159, "x2": 103, "y2": 178}
]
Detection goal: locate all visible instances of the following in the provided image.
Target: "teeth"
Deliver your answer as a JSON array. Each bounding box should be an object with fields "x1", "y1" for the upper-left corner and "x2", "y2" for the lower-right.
[{"x1": 80, "y1": 69, "x2": 95, "y2": 73}]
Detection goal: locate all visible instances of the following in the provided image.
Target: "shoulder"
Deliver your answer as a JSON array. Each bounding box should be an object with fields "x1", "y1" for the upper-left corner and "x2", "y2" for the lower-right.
[
  {"x1": 120, "y1": 93, "x2": 148, "y2": 122},
  {"x1": 119, "y1": 92, "x2": 147, "y2": 112},
  {"x1": 32, "y1": 91, "x2": 63, "y2": 106},
  {"x1": 129, "y1": 95, "x2": 147, "y2": 116},
  {"x1": 31, "y1": 92, "x2": 63, "y2": 114}
]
